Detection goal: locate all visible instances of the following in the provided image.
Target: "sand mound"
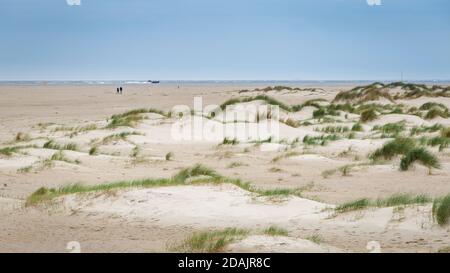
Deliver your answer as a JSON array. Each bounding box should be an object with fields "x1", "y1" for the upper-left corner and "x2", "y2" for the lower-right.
[
  {"x1": 62, "y1": 184, "x2": 331, "y2": 228},
  {"x1": 368, "y1": 114, "x2": 428, "y2": 127},
  {"x1": 226, "y1": 235, "x2": 344, "y2": 253}
]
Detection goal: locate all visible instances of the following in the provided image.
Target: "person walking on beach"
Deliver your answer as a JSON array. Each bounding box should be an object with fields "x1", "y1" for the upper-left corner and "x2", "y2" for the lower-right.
[
  {"x1": 116, "y1": 87, "x2": 119, "y2": 94},
  {"x1": 120, "y1": 87, "x2": 123, "y2": 94}
]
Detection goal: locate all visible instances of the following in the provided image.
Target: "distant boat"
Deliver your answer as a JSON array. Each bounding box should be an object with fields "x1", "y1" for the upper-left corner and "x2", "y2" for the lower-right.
[{"x1": 147, "y1": 80, "x2": 160, "y2": 84}]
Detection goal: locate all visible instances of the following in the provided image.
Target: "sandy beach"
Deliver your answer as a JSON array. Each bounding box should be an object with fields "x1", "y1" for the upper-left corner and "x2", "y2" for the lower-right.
[{"x1": 1, "y1": 82, "x2": 450, "y2": 253}]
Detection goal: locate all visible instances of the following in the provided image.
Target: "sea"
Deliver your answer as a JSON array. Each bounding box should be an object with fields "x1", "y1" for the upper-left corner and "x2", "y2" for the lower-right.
[{"x1": 0, "y1": 80, "x2": 449, "y2": 86}]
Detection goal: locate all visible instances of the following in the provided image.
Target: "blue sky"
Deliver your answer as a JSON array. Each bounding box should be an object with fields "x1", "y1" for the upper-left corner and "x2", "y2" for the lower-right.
[{"x1": 0, "y1": 0, "x2": 449, "y2": 80}]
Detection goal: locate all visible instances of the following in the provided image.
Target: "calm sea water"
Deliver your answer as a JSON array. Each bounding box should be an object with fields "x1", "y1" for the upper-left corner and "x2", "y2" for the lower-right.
[{"x1": 0, "y1": 80, "x2": 449, "y2": 86}]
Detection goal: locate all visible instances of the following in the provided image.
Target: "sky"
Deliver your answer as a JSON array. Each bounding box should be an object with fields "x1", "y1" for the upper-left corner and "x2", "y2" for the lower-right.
[{"x1": 0, "y1": 0, "x2": 449, "y2": 81}]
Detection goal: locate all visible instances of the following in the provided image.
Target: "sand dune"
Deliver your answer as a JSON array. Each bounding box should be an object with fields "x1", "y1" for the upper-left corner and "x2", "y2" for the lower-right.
[{"x1": 1, "y1": 82, "x2": 450, "y2": 253}]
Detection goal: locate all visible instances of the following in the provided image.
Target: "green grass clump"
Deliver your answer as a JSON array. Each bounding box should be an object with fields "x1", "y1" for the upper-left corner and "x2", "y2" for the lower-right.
[
  {"x1": 49, "y1": 150, "x2": 80, "y2": 165},
  {"x1": 424, "y1": 107, "x2": 449, "y2": 120},
  {"x1": 303, "y1": 134, "x2": 339, "y2": 146},
  {"x1": 165, "y1": 152, "x2": 174, "y2": 161},
  {"x1": 227, "y1": 161, "x2": 247, "y2": 168},
  {"x1": 318, "y1": 126, "x2": 349, "y2": 134},
  {"x1": 437, "y1": 247, "x2": 450, "y2": 253},
  {"x1": 419, "y1": 102, "x2": 448, "y2": 111},
  {"x1": 399, "y1": 148, "x2": 440, "y2": 171},
  {"x1": 410, "y1": 124, "x2": 443, "y2": 136},
  {"x1": 426, "y1": 136, "x2": 449, "y2": 151},
  {"x1": 178, "y1": 228, "x2": 249, "y2": 253},
  {"x1": 43, "y1": 140, "x2": 78, "y2": 151},
  {"x1": 360, "y1": 109, "x2": 377, "y2": 123},
  {"x1": 0, "y1": 144, "x2": 35, "y2": 156},
  {"x1": 89, "y1": 146, "x2": 98, "y2": 155},
  {"x1": 335, "y1": 198, "x2": 370, "y2": 213},
  {"x1": 312, "y1": 108, "x2": 326, "y2": 119},
  {"x1": 372, "y1": 122, "x2": 405, "y2": 135},
  {"x1": 263, "y1": 226, "x2": 288, "y2": 236},
  {"x1": 432, "y1": 194, "x2": 450, "y2": 226},
  {"x1": 375, "y1": 193, "x2": 431, "y2": 207},
  {"x1": 0, "y1": 146, "x2": 20, "y2": 156},
  {"x1": 306, "y1": 234, "x2": 323, "y2": 244},
  {"x1": 370, "y1": 137, "x2": 416, "y2": 160},
  {"x1": 101, "y1": 131, "x2": 138, "y2": 144},
  {"x1": 334, "y1": 82, "x2": 450, "y2": 102},
  {"x1": 441, "y1": 127, "x2": 450, "y2": 138},
  {"x1": 107, "y1": 114, "x2": 144, "y2": 128},
  {"x1": 220, "y1": 95, "x2": 291, "y2": 112},
  {"x1": 222, "y1": 137, "x2": 239, "y2": 145},
  {"x1": 171, "y1": 164, "x2": 221, "y2": 183},
  {"x1": 336, "y1": 193, "x2": 433, "y2": 213},
  {"x1": 106, "y1": 107, "x2": 169, "y2": 129},
  {"x1": 50, "y1": 150, "x2": 69, "y2": 162},
  {"x1": 312, "y1": 106, "x2": 339, "y2": 119},
  {"x1": 351, "y1": 123, "x2": 363, "y2": 132},
  {"x1": 17, "y1": 165, "x2": 33, "y2": 173},
  {"x1": 26, "y1": 187, "x2": 58, "y2": 205},
  {"x1": 271, "y1": 151, "x2": 301, "y2": 163}
]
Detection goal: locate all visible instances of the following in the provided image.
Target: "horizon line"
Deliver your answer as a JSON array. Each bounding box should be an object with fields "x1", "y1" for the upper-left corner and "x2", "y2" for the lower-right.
[{"x1": 1, "y1": 79, "x2": 450, "y2": 82}]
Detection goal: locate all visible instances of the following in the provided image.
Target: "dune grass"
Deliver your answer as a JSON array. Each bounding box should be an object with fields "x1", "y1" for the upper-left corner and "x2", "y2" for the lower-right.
[
  {"x1": 218, "y1": 95, "x2": 328, "y2": 115},
  {"x1": 424, "y1": 107, "x2": 449, "y2": 120},
  {"x1": 263, "y1": 226, "x2": 288, "y2": 236},
  {"x1": 335, "y1": 198, "x2": 370, "y2": 213},
  {"x1": 360, "y1": 109, "x2": 377, "y2": 123},
  {"x1": 271, "y1": 151, "x2": 301, "y2": 163},
  {"x1": 17, "y1": 165, "x2": 33, "y2": 174},
  {"x1": 375, "y1": 193, "x2": 431, "y2": 207},
  {"x1": 26, "y1": 164, "x2": 307, "y2": 206},
  {"x1": 227, "y1": 161, "x2": 247, "y2": 168},
  {"x1": 424, "y1": 136, "x2": 449, "y2": 151},
  {"x1": 101, "y1": 131, "x2": 139, "y2": 145},
  {"x1": 89, "y1": 146, "x2": 98, "y2": 155},
  {"x1": 165, "y1": 152, "x2": 174, "y2": 161},
  {"x1": 351, "y1": 123, "x2": 363, "y2": 132},
  {"x1": 222, "y1": 137, "x2": 239, "y2": 145},
  {"x1": 335, "y1": 193, "x2": 433, "y2": 213},
  {"x1": 0, "y1": 146, "x2": 21, "y2": 156},
  {"x1": 399, "y1": 148, "x2": 440, "y2": 171},
  {"x1": 432, "y1": 194, "x2": 450, "y2": 226},
  {"x1": 0, "y1": 144, "x2": 35, "y2": 156},
  {"x1": 370, "y1": 138, "x2": 440, "y2": 170},
  {"x1": 334, "y1": 84, "x2": 394, "y2": 103},
  {"x1": 317, "y1": 125, "x2": 349, "y2": 134},
  {"x1": 107, "y1": 114, "x2": 144, "y2": 128},
  {"x1": 43, "y1": 140, "x2": 78, "y2": 151},
  {"x1": 303, "y1": 134, "x2": 339, "y2": 146},
  {"x1": 370, "y1": 137, "x2": 416, "y2": 160},
  {"x1": 306, "y1": 234, "x2": 323, "y2": 244},
  {"x1": 410, "y1": 124, "x2": 443, "y2": 136},
  {"x1": 372, "y1": 122, "x2": 405, "y2": 135},
  {"x1": 220, "y1": 95, "x2": 291, "y2": 112},
  {"x1": 437, "y1": 247, "x2": 450, "y2": 253},
  {"x1": 334, "y1": 82, "x2": 450, "y2": 103},
  {"x1": 106, "y1": 108, "x2": 169, "y2": 129},
  {"x1": 419, "y1": 102, "x2": 448, "y2": 111},
  {"x1": 441, "y1": 127, "x2": 450, "y2": 138},
  {"x1": 50, "y1": 150, "x2": 69, "y2": 162},
  {"x1": 177, "y1": 228, "x2": 249, "y2": 253}
]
